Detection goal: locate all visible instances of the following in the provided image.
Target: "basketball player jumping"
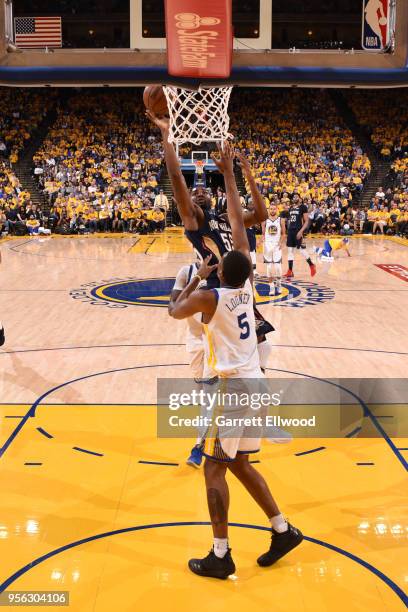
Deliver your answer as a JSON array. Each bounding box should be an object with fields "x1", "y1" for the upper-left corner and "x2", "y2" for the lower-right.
[
  {"x1": 283, "y1": 196, "x2": 316, "y2": 278},
  {"x1": 148, "y1": 111, "x2": 274, "y2": 465},
  {"x1": 146, "y1": 112, "x2": 269, "y2": 290},
  {"x1": 169, "y1": 142, "x2": 303, "y2": 579},
  {"x1": 262, "y1": 203, "x2": 286, "y2": 295}
]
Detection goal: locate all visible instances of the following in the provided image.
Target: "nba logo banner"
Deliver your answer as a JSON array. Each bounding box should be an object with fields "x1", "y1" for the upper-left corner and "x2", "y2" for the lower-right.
[{"x1": 362, "y1": 0, "x2": 391, "y2": 51}]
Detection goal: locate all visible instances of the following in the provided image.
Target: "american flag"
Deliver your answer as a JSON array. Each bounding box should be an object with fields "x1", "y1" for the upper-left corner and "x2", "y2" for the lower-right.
[{"x1": 14, "y1": 16, "x2": 62, "y2": 48}]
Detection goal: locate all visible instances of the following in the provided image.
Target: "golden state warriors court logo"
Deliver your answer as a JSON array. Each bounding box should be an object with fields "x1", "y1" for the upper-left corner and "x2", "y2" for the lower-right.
[{"x1": 70, "y1": 277, "x2": 335, "y2": 309}]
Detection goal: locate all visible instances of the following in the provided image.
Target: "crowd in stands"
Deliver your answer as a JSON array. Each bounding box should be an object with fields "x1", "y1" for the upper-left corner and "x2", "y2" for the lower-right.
[
  {"x1": 31, "y1": 91, "x2": 167, "y2": 235},
  {"x1": 347, "y1": 90, "x2": 408, "y2": 160},
  {"x1": 346, "y1": 90, "x2": 408, "y2": 236},
  {"x1": 0, "y1": 89, "x2": 56, "y2": 236},
  {"x1": 1, "y1": 88, "x2": 407, "y2": 239},
  {"x1": 230, "y1": 89, "x2": 373, "y2": 236}
]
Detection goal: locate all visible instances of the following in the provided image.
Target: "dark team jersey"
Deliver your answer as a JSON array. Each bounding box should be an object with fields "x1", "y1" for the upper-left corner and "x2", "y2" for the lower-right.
[
  {"x1": 246, "y1": 227, "x2": 257, "y2": 252},
  {"x1": 287, "y1": 204, "x2": 308, "y2": 232},
  {"x1": 185, "y1": 209, "x2": 233, "y2": 288},
  {"x1": 184, "y1": 209, "x2": 274, "y2": 336}
]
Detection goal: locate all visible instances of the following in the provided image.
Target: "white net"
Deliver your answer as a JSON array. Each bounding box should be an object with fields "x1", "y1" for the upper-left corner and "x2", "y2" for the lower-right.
[{"x1": 163, "y1": 85, "x2": 233, "y2": 146}]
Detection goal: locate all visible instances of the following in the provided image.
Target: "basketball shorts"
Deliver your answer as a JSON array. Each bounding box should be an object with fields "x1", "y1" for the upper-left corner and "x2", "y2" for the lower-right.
[
  {"x1": 203, "y1": 376, "x2": 267, "y2": 462},
  {"x1": 263, "y1": 244, "x2": 282, "y2": 264},
  {"x1": 286, "y1": 229, "x2": 303, "y2": 249},
  {"x1": 321, "y1": 240, "x2": 332, "y2": 258},
  {"x1": 186, "y1": 331, "x2": 205, "y2": 379}
]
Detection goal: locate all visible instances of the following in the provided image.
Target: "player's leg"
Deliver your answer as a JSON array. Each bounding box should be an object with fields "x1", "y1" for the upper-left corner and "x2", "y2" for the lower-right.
[
  {"x1": 263, "y1": 245, "x2": 274, "y2": 293},
  {"x1": 188, "y1": 454, "x2": 236, "y2": 579},
  {"x1": 272, "y1": 246, "x2": 282, "y2": 295},
  {"x1": 284, "y1": 231, "x2": 295, "y2": 277},
  {"x1": 300, "y1": 240, "x2": 316, "y2": 276},
  {"x1": 250, "y1": 249, "x2": 257, "y2": 271},
  {"x1": 257, "y1": 338, "x2": 272, "y2": 372},
  {"x1": 186, "y1": 339, "x2": 205, "y2": 468},
  {"x1": 316, "y1": 239, "x2": 331, "y2": 258},
  {"x1": 285, "y1": 247, "x2": 295, "y2": 278},
  {"x1": 228, "y1": 452, "x2": 303, "y2": 566}
]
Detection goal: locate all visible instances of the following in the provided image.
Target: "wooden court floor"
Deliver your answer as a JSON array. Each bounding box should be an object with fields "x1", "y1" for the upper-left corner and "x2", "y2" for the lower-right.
[{"x1": 0, "y1": 232, "x2": 407, "y2": 611}]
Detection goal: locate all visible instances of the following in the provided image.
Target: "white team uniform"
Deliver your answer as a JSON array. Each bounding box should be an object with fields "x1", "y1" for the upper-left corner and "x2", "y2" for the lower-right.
[
  {"x1": 202, "y1": 279, "x2": 265, "y2": 461},
  {"x1": 173, "y1": 263, "x2": 208, "y2": 379},
  {"x1": 263, "y1": 217, "x2": 282, "y2": 264},
  {"x1": 203, "y1": 279, "x2": 262, "y2": 379},
  {"x1": 173, "y1": 266, "x2": 271, "y2": 378}
]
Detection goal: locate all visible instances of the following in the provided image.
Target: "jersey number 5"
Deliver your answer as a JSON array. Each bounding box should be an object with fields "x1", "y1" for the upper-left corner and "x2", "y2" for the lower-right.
[{"x1": 237, "y1": 312, "x2": 250, "y2": 339}]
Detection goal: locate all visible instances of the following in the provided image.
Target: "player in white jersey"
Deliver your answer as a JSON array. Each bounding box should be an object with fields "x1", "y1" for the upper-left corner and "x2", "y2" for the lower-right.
[
  {"x1": 171, "y1": 260, "x2": 279, "y2": 469},
  {"x1": 262, "y1": 204, "x2": 286, "y2": 296},
  {"x1": 170, "y1": 261, "x2": 215, "y2": 469},
  {"x1": 169, "y1": 142, "x2": 303, "y2": 580},
  {"x1": 170, "y1": 262, "x2": 207, "y2": 380}
]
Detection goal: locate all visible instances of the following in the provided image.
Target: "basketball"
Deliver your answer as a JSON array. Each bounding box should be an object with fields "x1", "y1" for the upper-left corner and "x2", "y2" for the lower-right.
[
  {"x1": 143, "y1": 85, "x2": 168, "y2": 116},
  {"x1": 379, "y1": 16, "x2": 387, "y2": 26}
]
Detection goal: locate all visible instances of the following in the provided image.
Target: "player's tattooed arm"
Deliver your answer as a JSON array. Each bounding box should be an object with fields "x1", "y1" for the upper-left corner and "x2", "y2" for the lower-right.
[
  {"x1": 236, "y1": 152, "x2": 268, "y2": 226},
  {"x1": 146, "y1": 110, "x2": 200, "y2": 231}
]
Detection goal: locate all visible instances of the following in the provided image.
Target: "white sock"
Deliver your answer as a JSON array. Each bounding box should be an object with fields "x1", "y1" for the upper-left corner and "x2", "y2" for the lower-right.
[
  {"x1": 213, "y1": 538, "x2": 228, "y2": 558},
  {"x1": 270, "y1": 513, "x2": 288, "y2": 533}
]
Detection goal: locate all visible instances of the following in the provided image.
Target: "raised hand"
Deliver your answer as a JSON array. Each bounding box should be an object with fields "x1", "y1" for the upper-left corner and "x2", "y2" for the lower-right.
[
  {"x1": 235, "y1": 151, "x2": 252, "y2": 177},
  {"x1": 211, "y1": 140, "x2": 235, "y2": 175},
  {"x1": 196, "y1": 255, "x2": 218, "y2": 280},
  {"x1": 145, "y1": 110, "x2": 170, "y2": 134}
]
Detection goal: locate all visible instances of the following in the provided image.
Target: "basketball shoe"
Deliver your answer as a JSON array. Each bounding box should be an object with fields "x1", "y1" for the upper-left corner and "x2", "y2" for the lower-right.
[
  {"x1": 189, "y1": 548, "x2": 235, "y2": 579},
  {"x1": 257, "y1": 523, "x2": 303, "y2": 567}
]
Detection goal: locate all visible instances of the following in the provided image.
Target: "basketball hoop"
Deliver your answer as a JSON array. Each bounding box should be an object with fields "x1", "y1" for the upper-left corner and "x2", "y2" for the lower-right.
[
  {"x1": 194, "y1": 159, "x2": 205, "y2": 175},
  {"x1": 163, "y1": 85, "x2": 233, "y2": 146}
]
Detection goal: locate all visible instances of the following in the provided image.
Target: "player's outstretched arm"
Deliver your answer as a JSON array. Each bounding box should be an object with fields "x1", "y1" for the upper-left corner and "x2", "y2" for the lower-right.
[
  {"x1": 236, "y1": 152, "x2": 268, "y2": 227},
  {"x1": 146, "y1": 110, "x2": 199, "y2": 231},
  {"x1": 212, "y1": 143, "x2": 250, "y2": 257}
]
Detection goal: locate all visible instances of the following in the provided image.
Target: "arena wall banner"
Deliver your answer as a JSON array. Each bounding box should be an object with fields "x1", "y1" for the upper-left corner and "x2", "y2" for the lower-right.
[
  {"x1": 362, "y1": 0, "x2": 393, "y2": 51},
  {"x1": 164, "y1": 0, "x2": 233, "y2": 79}
]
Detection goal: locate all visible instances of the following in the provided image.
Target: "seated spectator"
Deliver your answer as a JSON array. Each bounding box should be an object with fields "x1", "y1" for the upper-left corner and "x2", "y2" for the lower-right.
[
  {"x1": 26, "y1": 215, "x2": 40, "y2": 235},
  {"x1": 151, "y1": 208, "x2": 165, "y2": 232},
  {"x1": 397, "y1": 206, "x2": 408, "y2": 237},
  {"x1": 32, "y1": 91, "x2": 163, "y2": 235},
  {"x1": 354, "y1": 208, "x2": 366, "y2": 233}
]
